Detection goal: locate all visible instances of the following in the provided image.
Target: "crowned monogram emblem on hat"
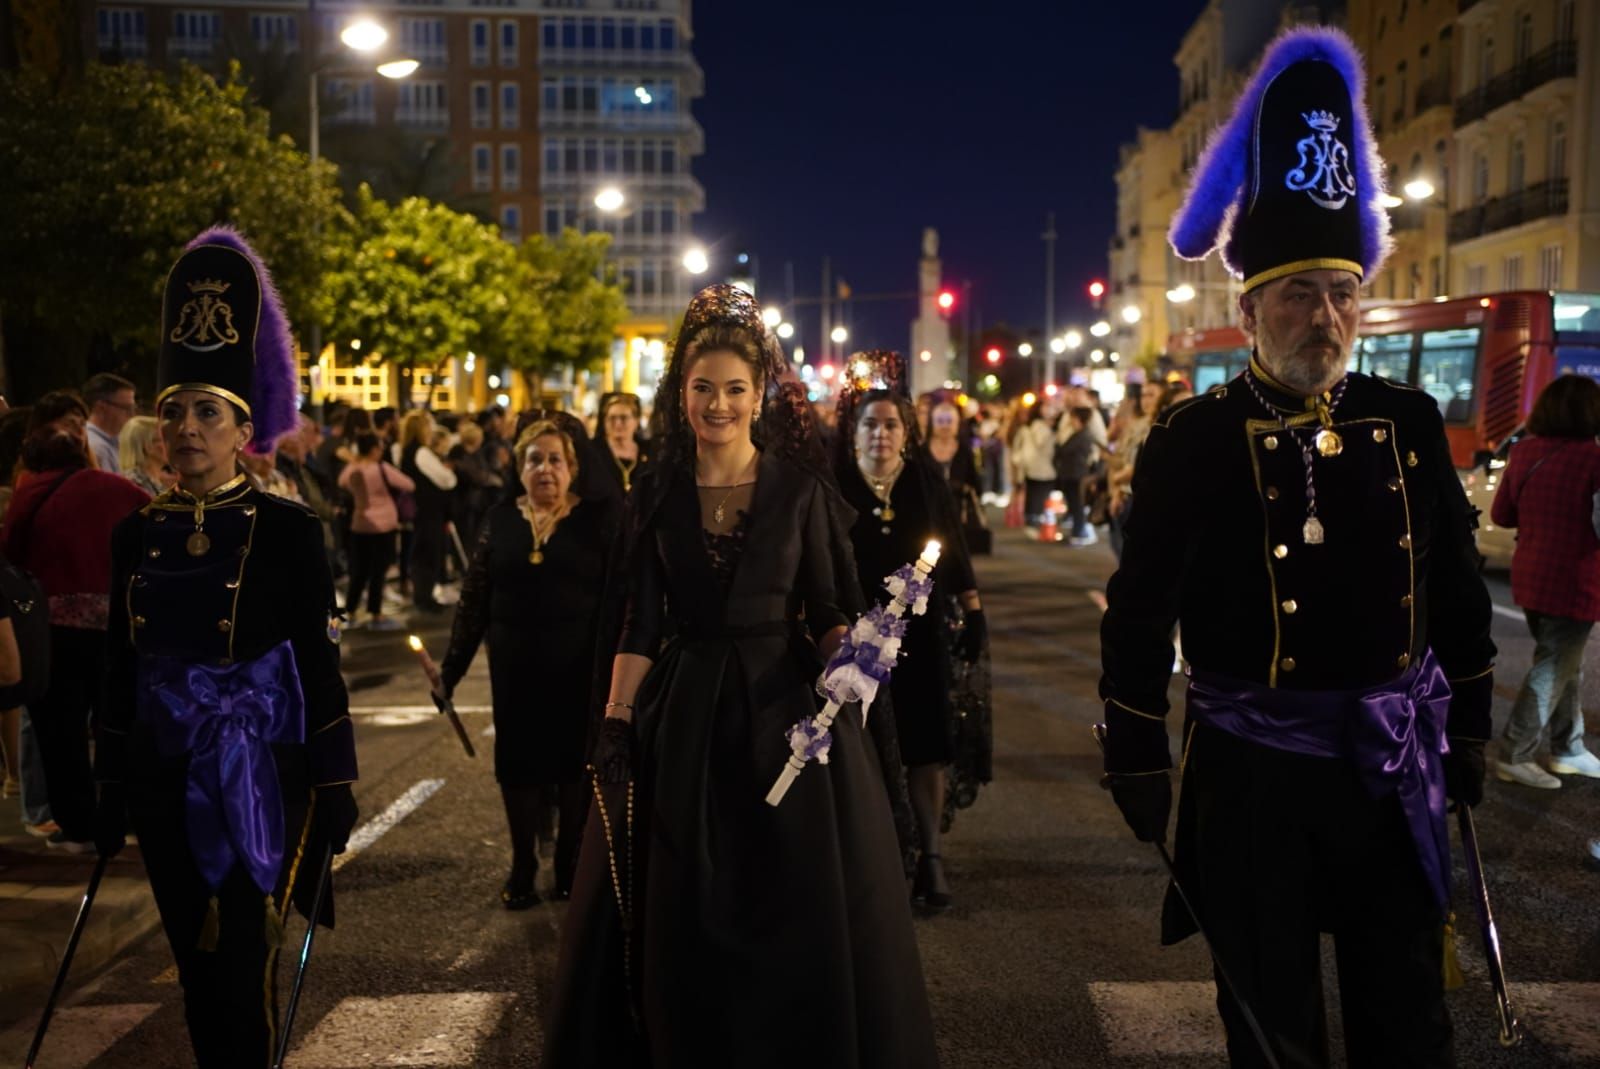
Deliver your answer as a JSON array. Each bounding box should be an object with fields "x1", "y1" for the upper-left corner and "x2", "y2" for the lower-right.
[
  {"x1": 169, "y1": 278, "x2": 240, "y2": 353},
  {"x1": 1284, "y1": 110, "x2": 1356, "y2": 210}
]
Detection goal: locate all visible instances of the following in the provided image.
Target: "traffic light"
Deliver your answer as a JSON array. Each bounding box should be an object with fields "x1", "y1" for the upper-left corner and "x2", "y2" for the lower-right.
[
  {"x1": 1087, "y1": 279, "x2": 1106, "y2": 300},
  {"x1": 984, "y1": 347, "x2": 1002, "y2": 365},
  {"x1": 937, "y1": 290, "x2": 956, "y2": 313}
]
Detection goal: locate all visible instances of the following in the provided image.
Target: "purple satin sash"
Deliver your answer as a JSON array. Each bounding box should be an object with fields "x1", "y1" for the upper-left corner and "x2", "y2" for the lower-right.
[
  {"x1": 139, "y1": 641, "x2": 306, "y2": 894},
  {"x1": 1186, "y1": 650, "x2": 1453, "y2": 909}
]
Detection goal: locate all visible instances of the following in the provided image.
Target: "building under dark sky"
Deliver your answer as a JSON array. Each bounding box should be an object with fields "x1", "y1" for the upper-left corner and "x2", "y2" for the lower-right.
[{"x1": 690, "y1": 0, "x2": 1209, "y2": 365}]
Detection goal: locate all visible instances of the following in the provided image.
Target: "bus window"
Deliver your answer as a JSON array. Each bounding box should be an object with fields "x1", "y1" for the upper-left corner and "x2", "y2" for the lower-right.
[
  {"x1": 1553, "y1": 293, "x2": 1600, "y2": 333},
  {"x1": 1417, "y1": 327, "x2": 1480, "y2": 423},
  {"x1": 1192, "y1": 346, "x2": 1250, "y2": 393},
  {"x1": 1194, "y1": 363, "x2": 1230, "y2": 393},
  {"x1": 1358, "y1": 333, "x2": 1413, "y2": 383}
]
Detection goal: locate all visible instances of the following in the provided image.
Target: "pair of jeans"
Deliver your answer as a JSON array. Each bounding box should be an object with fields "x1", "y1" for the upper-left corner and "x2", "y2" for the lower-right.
[
  {"x1": 345, "y1": 530, "x2": 397, "y2": 616},
  {"x1": 1503, "y1": 610, "x2": 1594, "y2": 763}
]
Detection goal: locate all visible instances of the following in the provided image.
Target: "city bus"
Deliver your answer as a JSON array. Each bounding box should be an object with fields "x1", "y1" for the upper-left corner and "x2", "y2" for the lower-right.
[{"x1": 1167, "y1": 290, "x2": 1600, "y2": 566}]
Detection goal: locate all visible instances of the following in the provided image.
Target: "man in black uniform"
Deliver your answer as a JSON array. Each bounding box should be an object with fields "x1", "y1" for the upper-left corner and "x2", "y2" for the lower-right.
[
  {"x1": 1099, "y1": 26, "x2": 1495, "y2": 1069},
  {"x1": 95, "y1": 228, "x2": 359, "y2": 1067}
]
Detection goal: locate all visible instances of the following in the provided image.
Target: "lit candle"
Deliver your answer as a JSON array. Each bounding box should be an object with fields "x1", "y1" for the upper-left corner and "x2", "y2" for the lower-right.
[
  {"x1": 919, "y1": 540, "x2": 941, "y2": 570},
  {"x1": 408, "y1": 634, "x2": 443, "y2": 693}
]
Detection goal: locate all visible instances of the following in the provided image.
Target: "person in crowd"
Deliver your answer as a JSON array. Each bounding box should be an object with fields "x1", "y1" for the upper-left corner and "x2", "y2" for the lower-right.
[
  {"x1": 1101, "y1": 28, "x2": 1495, "y2": 1067},
  {"x1": 835, "y1": 352, "x2": 988, "y2": 913},
  {"x1": 240, "y1": 443, "x2": 301, "y2": 501},
  {"x1": 398, "y1": 410, "x2": 457, "y2": 613},
  {"x1": 977, "y1": 404, "x2": 1007, "y2": 504},
  {"x1": 0, "y1": 391, "x2": 149, "y2": 852},
  {"x1": 439, "y1": 420, "x2": 618, "y2": 907},
  {"x1": 1489, "y1": 373, "x2": 1600, "y2": 789},
  {"x1": 592, "y1": 392, "x2": 651, "y2": 499},
  {"x1": 923, "y1": 392, "x2": 989, "y2": 555},
  {"x1": 1156, "y1": 379, "x2": 1196, "y2": 413},
  {"x1": 278, "y1": 414, "x2": 337, "y2": 535},
  {"x1": 447, "y1": 421, "x2": 503, "y2": 553},
  {"x1": 83, "y1": 372, "x2": 137, "y2": 473},
  {"x1": 1012, "y1": 404, "x2": 1058, "y2": 527},
  {"x1": 94, "y1": 228, "x2": 358, "y2": 1069},
  {"x1": 1055, "y1": 406, "x2": 1099, "y2": 547},
  {"x1": 314, "y1": 400, "x2": 348, "y2": 470},
  {"x1": 543, "y1": 285, "x2": 935, "y2": 1068},
  {"x1": 338, "y1": 432, "x2": 413, "y2": 631},
  {"x1": 477, "y1": 406, "x2": 514, "y2": 487},
  {"x1": 119, "y1": 415, "x2": 175, "y2": 496},
  {"x1": 373, "y1": 406, "x2": 398, "y2": 448},
  {"x1": 1104, "y1": 384, "x2": 1151, "y2": 559}
]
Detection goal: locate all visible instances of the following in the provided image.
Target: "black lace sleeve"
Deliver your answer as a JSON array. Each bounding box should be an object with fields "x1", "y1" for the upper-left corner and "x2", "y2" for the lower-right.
[{"x1": 440, "y1": 515, "x2": 494, "y2": 693}]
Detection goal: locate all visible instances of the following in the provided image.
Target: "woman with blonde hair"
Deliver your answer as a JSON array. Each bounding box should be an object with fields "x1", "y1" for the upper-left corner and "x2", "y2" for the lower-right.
[
  {"x1": 118, "y1": 415, "x2": 174, "y2": 496},
  {"x1": 439, "y1": 421, "x2": 618, "y2": 904},
  {"x1": 398, "y1": 409, "x2": 457, "y2": 613}
]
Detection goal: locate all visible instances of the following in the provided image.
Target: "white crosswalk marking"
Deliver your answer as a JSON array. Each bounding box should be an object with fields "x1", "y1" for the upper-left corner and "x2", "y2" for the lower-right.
[
  {"x1": 0, "y1": 1003, "x2": 160, "y2": 1068},
  {"x1": 289, "y1": 992, "x2": 518, "y2": 1067},
  {"x1": 1087, "y1": 981, "x2": 1225, "y2": 1057},
  {"x1": 332, "y1": 778, "x2": 446, "y2": 873}
]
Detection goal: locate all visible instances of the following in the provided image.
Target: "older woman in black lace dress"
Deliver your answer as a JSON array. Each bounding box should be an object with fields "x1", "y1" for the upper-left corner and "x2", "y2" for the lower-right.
[
  {"x1": 543, "y1": 287, "x2": 935, "y2": 1069},
  {"x1": 439, "y1": 421, "x2": 617, "y2": 906}
]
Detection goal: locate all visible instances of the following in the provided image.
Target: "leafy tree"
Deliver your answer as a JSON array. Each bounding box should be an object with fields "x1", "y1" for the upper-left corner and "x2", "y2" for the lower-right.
[
  {"x1": 504, "y1": 229, "x2": 628, "y2": 392},
  {"x1": 316, "y1": 186, "x2": 517, "y2": 405},
  {"x1": 0, "y1": 61, "x2": 342, "y2": 398}
]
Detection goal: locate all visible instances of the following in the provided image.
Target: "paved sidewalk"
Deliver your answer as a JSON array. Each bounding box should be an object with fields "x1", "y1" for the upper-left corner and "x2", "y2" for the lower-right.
[{"x1": 0, "y1": 798, "x2": 159, "y2": 1032}]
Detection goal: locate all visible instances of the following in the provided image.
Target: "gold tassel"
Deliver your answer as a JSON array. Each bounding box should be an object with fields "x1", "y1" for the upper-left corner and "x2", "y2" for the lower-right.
[
  {"x1": 1442, "y1": 912, "x2": 1465, "y2": 991},
  {"x1": 197, "y1": 895, "x2": 221, "y2": 952},
  {"x1": 263, "y1": 895, "x2": 285, "y2": 949}
]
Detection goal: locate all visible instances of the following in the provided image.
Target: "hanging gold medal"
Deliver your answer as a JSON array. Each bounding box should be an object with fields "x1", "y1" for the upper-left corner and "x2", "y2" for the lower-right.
[
  {"x1": 529, "y1": 549, "x2": 544, "y2": 565},
  {"x1": 186, "y1": 531, "x2": 211, "y2": 556},
  {"x1": 1314, "y1": 429, "x2": 1343, "y2": 457}
]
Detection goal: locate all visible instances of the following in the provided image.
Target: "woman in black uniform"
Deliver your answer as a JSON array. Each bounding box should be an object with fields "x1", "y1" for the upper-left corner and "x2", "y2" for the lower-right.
[
  {"x1": 439, "y1": 419, "x2": 617, "y2": 906},
  {"x1": 542, "y1": 286, "x2": 935, "y2": 1069},
  {"x1": 591, "y1": 392, "x2": 651, "y2": 499},
  {"x1": 94, "y1": 228, "x2": 359, "y2": 1069},
  {"x1": 835, "y1": 352, "x2": 986, "y2": 912}
]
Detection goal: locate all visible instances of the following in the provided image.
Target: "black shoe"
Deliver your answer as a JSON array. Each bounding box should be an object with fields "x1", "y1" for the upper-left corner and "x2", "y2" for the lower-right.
[
  {"x1": 913, "y1": 853, "x2": 953, "y2": 914},
  {"x1": 501, "y1": 882, "x2": 540, "y2": 910}
]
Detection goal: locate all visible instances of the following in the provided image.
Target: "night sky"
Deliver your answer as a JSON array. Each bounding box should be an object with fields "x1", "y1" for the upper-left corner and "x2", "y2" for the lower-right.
[{"x1": 689, "y1": 0, "x2": 1209, "y2": 364}]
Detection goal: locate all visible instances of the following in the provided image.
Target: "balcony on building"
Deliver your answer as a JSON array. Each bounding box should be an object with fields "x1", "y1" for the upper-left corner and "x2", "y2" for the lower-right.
[
  {"x1": 1414, "y1": 73, "x2": 1452, "y2": 114},
  {"x1": 1389, "y1": 201, "x2": 1427, "y2": 232},
  {"x1": 1448, "y1": 178, "x2": 1569, "y2": 242},
  {"x1": 1454, "y1": 40, "x2": 1578, "y2": 127}
]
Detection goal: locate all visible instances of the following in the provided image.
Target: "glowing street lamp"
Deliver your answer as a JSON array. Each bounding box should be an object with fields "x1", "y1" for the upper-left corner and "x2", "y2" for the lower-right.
[
  {"x1": 1017, "y1": 342, "x2": 1034, "y2": 358},
  {"x1": 682, "y1": 246, "x2": 709, "y2": 274},
  {"x1": 594, "y1": 187, "x2": 625, "y2": 213},
  {"x1": 829, "y1": 326, "x2": 849, "y2": 345},
  {"x1": 376, "y1": 58, "x2": 419, "y2": 79},
  {"x1": 1064, "y1": 329, "x2": 1083, "y2": 350},
  {"x1": 761, "y1": 307, "x2": 783, "y2": 329},
  {"x1": 1049, "y1": 336, "x2": 1067, "y2": 355},
  {"x1": 776, "y1": 322, "x2": 795, "y2": 339},
  {"x1": 1090, "y1": 320, "x2": 1112, "y2": 338},
  {"x1": 1403, "y1": 178, "x2": 1436, "y2": 201},
  {"x1": 1120, "y1": 305, "x2": 1142, "y2": 324},
  {"x1": 340, "y1": 19, "x2": 389, "y2": 51},
  {"x1": 1166, "y1": 284, "x2": 1197, "y2": 304}
]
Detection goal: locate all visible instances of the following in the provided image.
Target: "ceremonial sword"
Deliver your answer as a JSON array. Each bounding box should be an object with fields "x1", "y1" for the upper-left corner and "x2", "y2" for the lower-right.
[
  {"x1": 274, "y1": 847, "x2": 335, "y2": 1069},
  {"x1": 25, "y1": 854, "x2": 109, "y2": 1069},
  {"x1": 1457, "y1": 804, "x2": 1523, "y2": 1048},
  {"x1": 1092, "y1": 724, "x2": 1282, "y2": 1069}
]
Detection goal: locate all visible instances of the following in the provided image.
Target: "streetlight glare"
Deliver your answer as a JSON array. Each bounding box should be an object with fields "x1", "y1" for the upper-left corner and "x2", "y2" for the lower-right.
[
  {"x1": 1166, "y1": 284, "x2": 1197, "y2": 304},
  {"x1": 1064, "y1": 330, "x2": 1083, "y2": 349},
  {"x1": 1090, "y1": 349, "x2": 1105, "y2": 363},
  {"x1": 341, "y1": 19, "x2": 389, "y2": 52},
  {"x1": 376, "y1": 58, "x2": 419, "y2": 79},
  {"x1": 1403, "y1": 178, "x2": 1436, "y2": 201},
  {"x1": 594, "y1": 187, "x2": 626, "y2": 213},
  {"x1": 776, "y1": 322, "x2": 795, "y2": 339},
  {"x1": 829, "y1": 326, "x2": 848, "y2": 344},
  {"x1": 1120, "y1": 305, "x2": 1142, "y2": 324},
  {"x1": 761, "y1": 307, "x2": 783, "y2": 328},
  {"x1": 1017, "y1": 342, "x2": 1034, "y2": 357},
  {"x1": 1049, "y1": 336, "x2": 1067, "y2": 354},
  {"x1": 1379, "y1": 193, "x2": 1405, "y2": 209},
  {"x1": 1090, "y1": 320, "x2": 1112, "y2": 338},
  {"x1": 682, "y1": 247, "x2": 709, "y2": 274}
]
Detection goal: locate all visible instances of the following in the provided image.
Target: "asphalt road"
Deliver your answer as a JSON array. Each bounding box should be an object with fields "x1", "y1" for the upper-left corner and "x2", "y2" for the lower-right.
[{"x1": 2, "y1": 528, "x2": 1597, "y2": 1067}]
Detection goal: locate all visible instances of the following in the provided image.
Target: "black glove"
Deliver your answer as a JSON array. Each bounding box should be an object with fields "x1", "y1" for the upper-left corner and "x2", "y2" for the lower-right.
[
  {"x1": 314, "y1": 783, "x2": 359, "y2": 855},
  {"x1": 94, "y1": 783, "x2": 128, "y2": 859},
  {"x1": 955, "y1": 609, "x2": 987, "y2": 663},
  {"x1": 1444, "y1": 738, "x2": 1486, "y2": 808},
  {"x1": 592, "y1": 716, "x2": 634, "y2": 786},
  {"x1": 1106, "y1": 772, "x2": 1173, "y2": 843}
]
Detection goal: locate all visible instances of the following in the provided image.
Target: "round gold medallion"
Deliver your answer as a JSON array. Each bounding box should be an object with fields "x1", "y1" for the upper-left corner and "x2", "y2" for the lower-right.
[
  {"x1": 881, "y1": 507, "x2": 895, "y2": 522},
  {"x1": 529, "y1": 550, "x2": 544, "y2": 565},
  {"x1": 1314, "y1": 429, "x2": 1343, "y2": 458},
  {"x1": 186, "y1": 531, "x2": 211, "y2": 557}
]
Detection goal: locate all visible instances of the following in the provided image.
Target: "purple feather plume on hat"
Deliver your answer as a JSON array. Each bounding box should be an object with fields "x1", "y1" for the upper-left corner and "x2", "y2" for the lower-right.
[
  {"x1": 183, "y1": 226, "x2": 299, "y2": 450},
  {"x1": 1168, "y1": 25, "x2": 1391, "y2": 284}
]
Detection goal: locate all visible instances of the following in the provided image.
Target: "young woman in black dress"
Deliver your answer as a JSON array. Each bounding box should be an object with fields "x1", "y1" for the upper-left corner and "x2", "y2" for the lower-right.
[
  {"x1": 542, "y1": 286, "x2": 936, "y2": 1068},
  {"x1": 835, "y1": 355, "x2": 987, "y2": 912},
  {"x1": 439, "y1": 421, "x2": 617, "y2": 906}
]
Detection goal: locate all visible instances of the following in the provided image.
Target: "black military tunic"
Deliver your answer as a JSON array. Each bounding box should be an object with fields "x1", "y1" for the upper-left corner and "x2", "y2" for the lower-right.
[
  {"x1": 1101, "y1": 369, "x2": 1495, "y2": 1067},
  {"x1": 98, "y1": 475, "x2": 357, "y2": 1068}
]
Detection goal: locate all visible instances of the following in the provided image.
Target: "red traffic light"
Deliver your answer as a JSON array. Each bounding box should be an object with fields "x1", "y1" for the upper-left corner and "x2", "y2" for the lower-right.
[
  {"x1": 937, "y1": 290, "x2": 956, "y2": 312},
  {"x1": 1087, "y1": 280, "x2": 1106, "y2": 300},
  {"x1": 984, "y1": 347, "x2": 1002, "y2": 365}
]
